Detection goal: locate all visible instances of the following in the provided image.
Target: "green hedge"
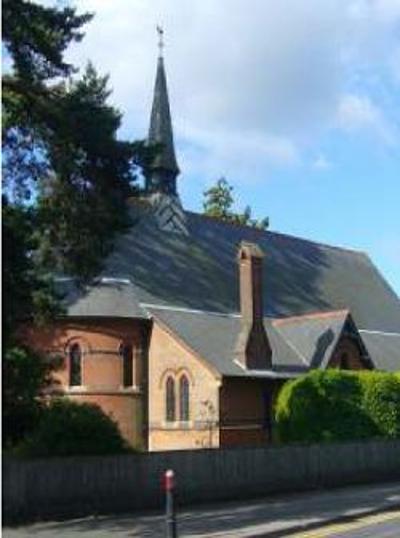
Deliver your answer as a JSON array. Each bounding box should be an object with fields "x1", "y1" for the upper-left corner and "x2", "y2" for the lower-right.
[
  {"x1": 275, "y1": 370, "x2": 400, "y2": 443},
  {"x1": 18, "y1": 399, "x2": 130, "y2": 457}
]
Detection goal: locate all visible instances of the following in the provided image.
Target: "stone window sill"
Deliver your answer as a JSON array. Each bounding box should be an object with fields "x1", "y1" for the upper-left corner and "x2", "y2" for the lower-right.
[{"x1": 162, "y1": 421, "x2": 193, "y2": 430}]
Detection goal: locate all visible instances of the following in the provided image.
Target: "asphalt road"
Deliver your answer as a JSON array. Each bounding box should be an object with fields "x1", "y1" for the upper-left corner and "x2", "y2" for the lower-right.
[
  {"x1": 291, "y1": 509, "x2": 400, "y2": 537},
  {"x1": 3, "y1": 481, "x2": 400, "y2": 537}
]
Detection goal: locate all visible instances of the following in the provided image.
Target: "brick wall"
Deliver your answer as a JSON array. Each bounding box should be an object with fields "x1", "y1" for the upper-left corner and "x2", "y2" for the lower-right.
[
  {"x1": 220, "y1": 377, "x2": 279, "y2": 447},
  {"x1": 20, "y1": 319, "x2": 148, "y2": 448},
  {"x1": 329, "y1": 336, "x2": 365, "y2": 370},
  {"x1": 148, "y1": 319, "x2": 221, "y2": 451}
]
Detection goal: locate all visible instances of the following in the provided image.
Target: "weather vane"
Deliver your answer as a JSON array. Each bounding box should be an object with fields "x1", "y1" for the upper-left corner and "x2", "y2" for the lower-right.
[{"x1": 157, "y1": 25, "x2": 164, "y2": 57}]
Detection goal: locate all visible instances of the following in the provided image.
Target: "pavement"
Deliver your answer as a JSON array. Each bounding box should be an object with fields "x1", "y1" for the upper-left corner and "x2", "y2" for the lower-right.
[{"x1": 3, "y1": 481, "x2": 400, "y2": 537}]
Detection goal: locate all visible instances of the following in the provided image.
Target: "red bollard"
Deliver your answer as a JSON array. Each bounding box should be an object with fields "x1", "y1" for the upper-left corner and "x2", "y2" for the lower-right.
[{"x1": 163, "y1": 469, "x2": 177, "y2": 538}]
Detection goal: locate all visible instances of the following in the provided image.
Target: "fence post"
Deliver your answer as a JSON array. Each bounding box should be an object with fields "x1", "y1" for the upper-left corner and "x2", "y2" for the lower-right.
[{"x1": 164, "y1": 469, "x2": 177, "y2": 538}]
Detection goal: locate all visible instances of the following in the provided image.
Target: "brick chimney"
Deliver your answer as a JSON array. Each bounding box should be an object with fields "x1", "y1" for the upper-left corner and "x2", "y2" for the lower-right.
[{"x1": 235, "y1": 242, "x2": 272, "y2": 369}]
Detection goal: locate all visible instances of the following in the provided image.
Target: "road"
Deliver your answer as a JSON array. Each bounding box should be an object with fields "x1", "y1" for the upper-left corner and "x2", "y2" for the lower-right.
[{"x1": 3, "y1": 481, "x2": 400, "y2": 537}]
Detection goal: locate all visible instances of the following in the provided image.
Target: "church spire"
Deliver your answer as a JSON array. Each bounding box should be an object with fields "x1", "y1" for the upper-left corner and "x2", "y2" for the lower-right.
[{"x1": 145, "y1": 27, "x2": 180, "y2": 196}]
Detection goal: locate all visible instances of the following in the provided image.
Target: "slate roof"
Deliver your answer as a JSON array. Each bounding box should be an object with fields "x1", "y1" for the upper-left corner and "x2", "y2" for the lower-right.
[
  {"x1": 59, "y1": 200, "x2": 400, "y2": 374},
  {"x1": 359, "y1": 331, "x2": 400, "y2": 372},
  {"x1": 148, "y1": 57, "x2": 179, "y2": 174},
  {"x1": 147, "y1": 305, "x2": 308, "y2": 378},
  {"x1": 57, "y1": 278, "x2": 148, "y2": 319},
  {"x1": 89, "y1": 203, "x2": 400, "y2": 328},
  {"x1": 273, "y1": 310, "x2": 350, "y2": 369}
]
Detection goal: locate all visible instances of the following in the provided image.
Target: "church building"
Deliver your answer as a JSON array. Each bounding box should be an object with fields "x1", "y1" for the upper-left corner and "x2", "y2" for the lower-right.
[{"x1": 22, "y1": 44, "x2": 400, "y2": 451}]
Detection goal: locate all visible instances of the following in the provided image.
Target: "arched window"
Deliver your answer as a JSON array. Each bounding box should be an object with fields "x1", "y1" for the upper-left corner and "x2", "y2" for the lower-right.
[
  {"x1": 179, "y1": 375, "x2": 190, "y2": 422},
  {"x1": 166, "y1": 376, "x2": 175, "y2": 422},
  {"x1": 119, "y1": 343, "x2": 133, "y2": 387},
  {"x1": 69, "y1": 343, "x2": 82, "y2": 386}
]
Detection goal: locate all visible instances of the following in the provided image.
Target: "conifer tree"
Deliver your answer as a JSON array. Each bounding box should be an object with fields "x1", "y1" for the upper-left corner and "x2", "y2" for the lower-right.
[{"x1": 2, "y1": 1, "x2": 146, "y2": 446}]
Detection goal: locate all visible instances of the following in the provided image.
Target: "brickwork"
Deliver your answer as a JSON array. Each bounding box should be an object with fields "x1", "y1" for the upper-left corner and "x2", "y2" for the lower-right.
[
  {"x1": 67, "y1": 392, "x2": 143, "y2": 448},
  {"x1": 219, "y1": 377, "x2": 277, "y2": 447},
  {"x1": 148, "y1": 320, "x2": 221, "y2": 451},
  {"x1": 235, "y1": 242, "x2": 272, "y2": 369},
  {"x1": 329, "y1": 336, "x2": 365, "y2": 370},
  {"x1": 20, "y1": 319, "x2": 148, "y2": 448}
]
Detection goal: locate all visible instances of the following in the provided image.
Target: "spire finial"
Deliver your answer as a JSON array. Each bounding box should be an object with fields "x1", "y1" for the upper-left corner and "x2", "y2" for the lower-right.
[{"x1": 157, "y1": 25, "x2": 164, "y2": 58}]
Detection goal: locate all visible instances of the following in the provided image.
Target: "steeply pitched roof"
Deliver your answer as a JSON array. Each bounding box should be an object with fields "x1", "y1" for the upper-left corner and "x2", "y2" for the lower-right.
[{"x1": 77, "y1": 202, "x2": 400, "y2": 332}]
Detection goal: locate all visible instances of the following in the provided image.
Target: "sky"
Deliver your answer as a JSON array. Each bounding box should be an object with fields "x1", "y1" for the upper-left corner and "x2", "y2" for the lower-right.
[{"x1": 45, "y1": 0, "x2": 400, "y2": 295}]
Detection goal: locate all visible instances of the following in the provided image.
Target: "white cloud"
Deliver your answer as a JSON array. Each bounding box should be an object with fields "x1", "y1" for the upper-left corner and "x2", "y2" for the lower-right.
[
  {"x1": 47, "y1": 0, "x2": 400, "y2": 181},
  {"x1": 179, "y1": 124, "x2": 299, "y2": 183},
  {"x1": 336, "y1": 94, "x2": 398, "y2": 145},
  {"x1": 312, "y1": 154, "x2": 332, "y2": 171}
]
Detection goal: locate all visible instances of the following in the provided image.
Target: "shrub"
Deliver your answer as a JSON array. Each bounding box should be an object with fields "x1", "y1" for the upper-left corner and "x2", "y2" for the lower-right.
[
  {"x1": 275, "y1": 369, "x2": 400, "y2": 444},
  {"x1": 2, "y1": 346, "x2": 60, "y2": 448},
  {"x1": 19, "y1": 399, "x2": 129, "y2": 457},
  {"x1": 360, "y1": 372, "x2": 400, "y2": 438}
]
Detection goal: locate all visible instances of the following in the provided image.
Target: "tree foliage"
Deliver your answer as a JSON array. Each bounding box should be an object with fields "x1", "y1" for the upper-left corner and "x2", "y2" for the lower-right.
[
  {"x1": 203, "y1": 177, "x2": 269, "y2": 229},
  {"x1": 2, "y1": 0, "x2": 92, "y2": 199},
  {"x1": 3, "y1": 346, "x2": 62, "y2": 448},
  {"x1": 275, "y1": 370, "x2": 400, "y2": 444},
  {"x1": 3, "y1": 1, "x2": 146, "y2": 281},
  {"x1": 362, "y1": 373, "x2": 400, "y2": 438},
  {"x1": 35, "y1": 63, "x2": 146, "y2": 280},
  {"x1": 2, "y1": 0, "x2": 92, "y2": 83}
]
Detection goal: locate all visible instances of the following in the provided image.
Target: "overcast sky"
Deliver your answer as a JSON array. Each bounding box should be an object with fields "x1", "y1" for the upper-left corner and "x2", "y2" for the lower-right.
[{"x1": 51, "y1": 0, "x2": 400, "y2": 295}]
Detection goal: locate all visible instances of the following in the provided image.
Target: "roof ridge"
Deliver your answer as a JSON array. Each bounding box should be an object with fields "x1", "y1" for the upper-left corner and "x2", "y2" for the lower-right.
[
  {"x1": 185, "y1": 211, "x2": 266, "y2": 233},
  {"x1": 185, "y1": 211, "x2": 366, "y2": 255},
  {"x1": 359, "y1": 329, "x2": 400, "y2": 337},
  {"x1": 273, "y1": 309, "x2": 350, "y2": 326},
  {"x1": 141, "y1": 302, "x2": 240, "y2": 318}
]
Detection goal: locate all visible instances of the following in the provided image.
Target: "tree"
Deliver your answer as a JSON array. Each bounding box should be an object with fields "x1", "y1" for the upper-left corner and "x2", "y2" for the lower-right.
[
  {"x1": 2, "y1": 0, "x2": 93, "y2": 200},
  {"x1": 2, "y1": 0, "x2": 92, "y2": 83},
  {"x1": 2, "y1": 1, "x2": 147, "y2": 447},
  {"x1": 2, "y1": 0, "x2": 93, "y2": 448},
  {"x1": 3, "y1": 346, "x2": 62, "y2": 449},
  {"x1": 2, "y1": 200, "x2": 61, "y2": 448},
  {"x1": 3, "y1": 2, "x2": 147, "y2": 281},
  {"x1": 2, "y1": 0, "x2": 92, "y2": 321},
  {"x1": 35, "y1": 63, "x2": 147, "y2": 280},
  {"x1": 203, "y1": 178, "x2": 269, "y2": 229}
]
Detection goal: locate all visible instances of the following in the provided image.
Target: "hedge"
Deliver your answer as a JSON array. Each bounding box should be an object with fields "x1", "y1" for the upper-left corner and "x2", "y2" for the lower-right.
[{"x1": 275, "y1": 370, "x2": 400, "y2": 443}]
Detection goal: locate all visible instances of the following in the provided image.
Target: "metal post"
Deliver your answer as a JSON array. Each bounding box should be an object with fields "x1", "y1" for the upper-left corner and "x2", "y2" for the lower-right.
[{"x1": 164, "y1": 469, "x2": 177, "y2": 538}]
